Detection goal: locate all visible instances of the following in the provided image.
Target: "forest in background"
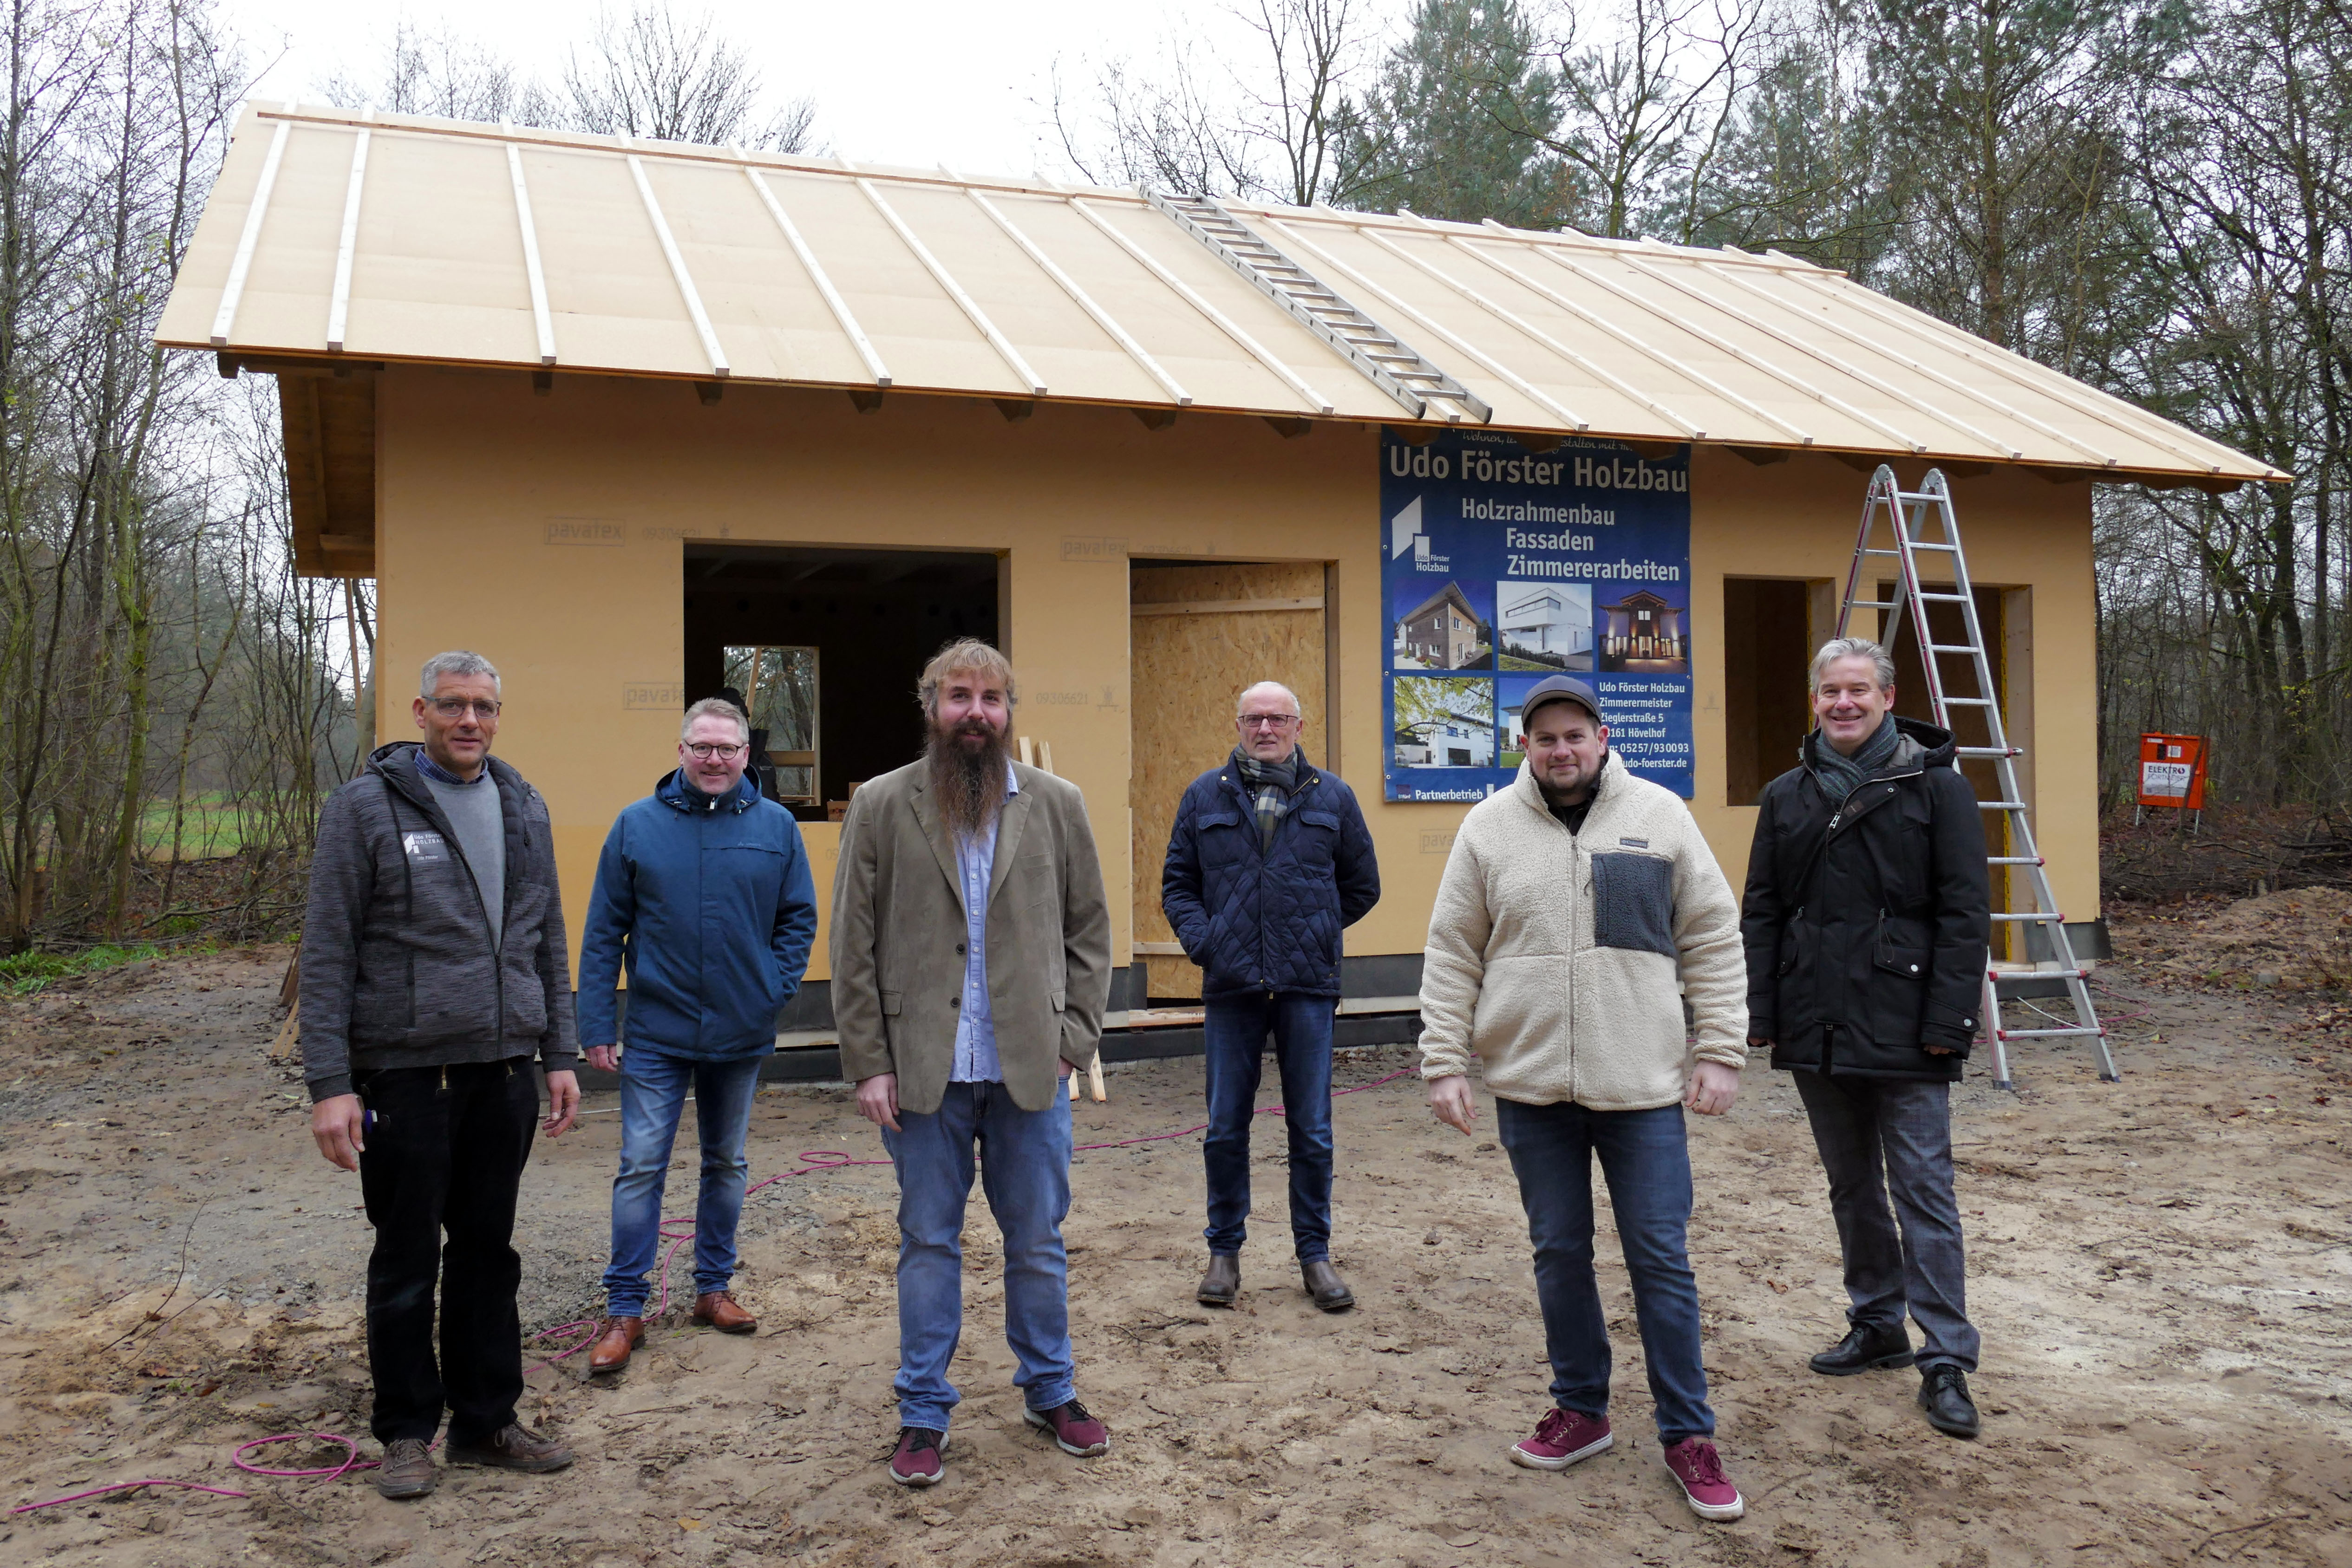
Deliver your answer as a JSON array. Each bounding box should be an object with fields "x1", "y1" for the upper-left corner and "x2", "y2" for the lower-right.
[{"x1": 2, "y1": 0, "x2": 2345, "y2": 951}]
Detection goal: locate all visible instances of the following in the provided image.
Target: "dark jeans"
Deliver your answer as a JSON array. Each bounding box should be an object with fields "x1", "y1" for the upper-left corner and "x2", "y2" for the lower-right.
[
  {"x1": 353, "y1": 1059, "x2": 537, "y2": 1446},
  {"x1": 1202, "y1": 992, "x2": 1336, "y2": 1262},
  {"x1": 1795, "y1": 1070, "x2": 1980, "y2": 1371},
  {"x1": 1494, "y1": 1097, "x2": 1714, "y2": 1444}
]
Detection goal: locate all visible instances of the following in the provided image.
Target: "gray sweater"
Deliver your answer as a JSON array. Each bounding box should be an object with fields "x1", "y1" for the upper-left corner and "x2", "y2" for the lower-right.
[{"x1": 298, "y1": 742, "x2": 579, "y2": 1101}]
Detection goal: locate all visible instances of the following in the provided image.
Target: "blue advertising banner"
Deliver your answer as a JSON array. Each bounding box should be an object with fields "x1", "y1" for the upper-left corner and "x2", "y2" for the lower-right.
[{"x1": 1381, "y1": 428, "x2": 1693, "y2": 802}]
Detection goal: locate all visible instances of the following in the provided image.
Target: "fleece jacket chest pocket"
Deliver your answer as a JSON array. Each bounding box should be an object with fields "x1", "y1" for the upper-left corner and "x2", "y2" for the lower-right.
[{"x1": 1590, "y1": 852, "x2": 1677, "y2": 958}]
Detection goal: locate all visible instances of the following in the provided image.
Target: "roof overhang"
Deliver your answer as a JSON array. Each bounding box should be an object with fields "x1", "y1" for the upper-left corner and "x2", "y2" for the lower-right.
[{"x1": 168, "y1": 103, "x2": 2286, "y2": 578}]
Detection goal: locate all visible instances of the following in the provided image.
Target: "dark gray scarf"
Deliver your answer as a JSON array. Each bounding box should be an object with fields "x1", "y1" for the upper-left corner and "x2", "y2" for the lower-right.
[
  {"x1": 1810, "y1": 715, "x2": 1901, "y2": 803},
  {"x1": 1234, "y1": 748, "x2": 1300, "y2": 850}
]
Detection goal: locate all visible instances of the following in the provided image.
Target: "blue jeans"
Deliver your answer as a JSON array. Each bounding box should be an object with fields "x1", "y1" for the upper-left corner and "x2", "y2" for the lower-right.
[
  {"x1": 1495, "y1": 1097, "x2": 1715, "y2": 1444},
  {"x1": 1202, "y1": 993, "x2": 1336, "y2": 1261},
  {"x1": 882, "y1": 1080, "x2": 1075, "y2": 1433},
  {"x1": 601, "y1": 1045, "x2": 765, "y2": 1317}
]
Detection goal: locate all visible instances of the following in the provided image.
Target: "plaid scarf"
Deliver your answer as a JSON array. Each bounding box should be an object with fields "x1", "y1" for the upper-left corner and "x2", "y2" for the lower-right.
[
  {"x1": 1234, "y1": 748, "x2": 1301, "y2": 851},
  {"x1": 1809, "y1": 714, "x2": 1901, "y2": 804}
]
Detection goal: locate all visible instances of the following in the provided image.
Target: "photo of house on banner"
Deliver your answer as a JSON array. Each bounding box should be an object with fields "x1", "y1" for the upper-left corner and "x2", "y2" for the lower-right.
[
  {"x1": 1392, "y1": 677, "x2": 1496, "y2": 769},
  {"x1": 1498, "y1": 675, "x2": 1560, "y2": 768},
  {"x1": 1598, "y1": 587, "x2": 1691, "y2": 674},
  {"x1": 1496, "y1": 579, "x2": 1594, "y2": 671},
  {"x1": 1392, "y1": 580, "x2": 1494, "y2": 670}
]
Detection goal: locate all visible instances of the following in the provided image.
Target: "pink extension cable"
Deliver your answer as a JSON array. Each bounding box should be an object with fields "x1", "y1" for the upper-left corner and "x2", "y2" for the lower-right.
[{"x1": 11, "y1": 1067, "x2": 1415, "y2": 1515}]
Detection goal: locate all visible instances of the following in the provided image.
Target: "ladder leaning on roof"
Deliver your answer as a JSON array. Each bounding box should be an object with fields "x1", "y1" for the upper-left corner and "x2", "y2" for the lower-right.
[
  {"x1": 1145, "y1": 189, "x2": 1491, "y2": 425},
  {"x1": 1836, "y1": 466, "x2": 2118, "y2": 1089}
]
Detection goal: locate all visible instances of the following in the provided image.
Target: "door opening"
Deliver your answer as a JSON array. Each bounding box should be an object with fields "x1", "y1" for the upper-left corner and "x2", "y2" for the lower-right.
[{"x1": 1130, "y1": 560, "x2": 1331, "y2": 1003}]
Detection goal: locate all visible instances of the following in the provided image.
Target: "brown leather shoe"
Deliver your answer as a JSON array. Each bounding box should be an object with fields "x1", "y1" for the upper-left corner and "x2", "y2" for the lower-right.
[
  {"x1": 372, "y1": 1437, "x2": 436, "y2": 1499},
  {"x1": 447, "y1": 1422, "x2": 573, "y2": 1473},
  {"x1": 588, "y1": 1315, "x2": 644, "y2": 1374},
  {"x1": 693, "y1": 1290, "x2": 758, "y2": 1334}
]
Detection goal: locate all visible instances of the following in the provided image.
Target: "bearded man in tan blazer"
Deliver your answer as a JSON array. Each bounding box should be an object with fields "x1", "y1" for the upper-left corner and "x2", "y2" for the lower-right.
[{"x1": 830, "y1": 638, "x2": 1113, "y2": 1489}]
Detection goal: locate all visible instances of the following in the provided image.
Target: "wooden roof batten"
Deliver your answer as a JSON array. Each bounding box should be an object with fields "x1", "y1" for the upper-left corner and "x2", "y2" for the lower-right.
[{"x1": 159, "y1": 101, "x2": 2286, "y2": 573}]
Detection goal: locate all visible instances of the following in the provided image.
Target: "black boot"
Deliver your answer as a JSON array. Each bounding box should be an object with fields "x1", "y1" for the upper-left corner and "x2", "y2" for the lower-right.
[
  {"x1": 1917, "y1": 1365, "x2": 1980, "y2": 1438},
  {"x1": 1300, "y1": 1259, "x2": 1355, "y2": 1312},
  {"x1": 1808, "y1": 1321, "x2": 1915, "y2": 1376},
  {"x1": 1197, "y1": 1254, "x2": 1240, "y2": 1306}
]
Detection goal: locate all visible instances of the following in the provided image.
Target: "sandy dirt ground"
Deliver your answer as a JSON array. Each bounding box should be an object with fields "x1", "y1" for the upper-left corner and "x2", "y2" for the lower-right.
[{"x1": 0, "y1": 904, "x2": 2349, "y2": 1568}]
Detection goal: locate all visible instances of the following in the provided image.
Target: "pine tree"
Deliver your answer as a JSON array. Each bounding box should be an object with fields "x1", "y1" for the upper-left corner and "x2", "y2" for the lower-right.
[{"x1": 1347, "y1": 0, "x2": 1566, "y2": 227}]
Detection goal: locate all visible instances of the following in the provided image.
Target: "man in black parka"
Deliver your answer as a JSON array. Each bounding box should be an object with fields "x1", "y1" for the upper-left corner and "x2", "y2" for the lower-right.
[{"x1": 1740, "y1": 637, "x2": 1991, "y2": 1439}]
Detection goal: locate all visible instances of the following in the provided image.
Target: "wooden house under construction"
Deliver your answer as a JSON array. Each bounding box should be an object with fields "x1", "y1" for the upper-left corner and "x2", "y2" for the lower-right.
[{"x1": 158, "y1": 103, "x2": 2280, "y2": 1068}]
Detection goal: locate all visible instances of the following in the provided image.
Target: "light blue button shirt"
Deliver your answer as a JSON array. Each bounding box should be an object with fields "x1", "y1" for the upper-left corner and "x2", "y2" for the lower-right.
[{"x1": 950, "y1": 764, "x2": 1021, "y2": 1083}]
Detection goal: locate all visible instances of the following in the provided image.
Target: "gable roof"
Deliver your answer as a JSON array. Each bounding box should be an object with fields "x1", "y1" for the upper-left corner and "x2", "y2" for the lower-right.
[
  {"x1": 160, "y1": 102, "x2": 2281, "y2": 491},
  {"x1": 1402, "y1": 582, "x2": 1483, "y2": 627}
]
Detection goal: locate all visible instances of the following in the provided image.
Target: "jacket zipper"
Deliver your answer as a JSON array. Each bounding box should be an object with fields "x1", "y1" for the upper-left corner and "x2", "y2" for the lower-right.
[
  {"x1": 1225, "y1": 767, "x2": 1320, "y2": 988},
  {"x1": 1539, "y1": 775, "x2": 1590, "y2": 1103},
  {"x1": 1806, "y1": 767, "x2": 1920, "y2": 1073},
  {"x1": 394, "y1": 760, "x2": 506, "y2": 1056}
]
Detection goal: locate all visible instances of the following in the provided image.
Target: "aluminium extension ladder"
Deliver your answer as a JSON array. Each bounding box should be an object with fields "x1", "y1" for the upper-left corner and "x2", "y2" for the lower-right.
[
  {"x1": 1837, "y1": 466, "x2": 2118, "y2": 1088},
  {"x1": 1145, "y1": 189, "x2": 1492, "y2": 424}
]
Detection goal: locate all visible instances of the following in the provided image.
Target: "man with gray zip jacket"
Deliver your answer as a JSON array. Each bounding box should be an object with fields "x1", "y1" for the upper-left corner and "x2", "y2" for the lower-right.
[{"x1": 301, "y1": 651, "x2": 579, "y2": 1499}]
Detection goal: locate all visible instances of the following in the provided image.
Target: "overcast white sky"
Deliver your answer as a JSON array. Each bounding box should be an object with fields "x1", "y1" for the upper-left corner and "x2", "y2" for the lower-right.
[{"x1": 219, "y1": 0, "x2": 1247, "y2": 178}]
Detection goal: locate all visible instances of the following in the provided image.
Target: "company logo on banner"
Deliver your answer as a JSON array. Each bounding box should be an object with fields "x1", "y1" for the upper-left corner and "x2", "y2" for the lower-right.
[{"x1": 1381, "y1": 429, "x2": 1694, "y2": 802}]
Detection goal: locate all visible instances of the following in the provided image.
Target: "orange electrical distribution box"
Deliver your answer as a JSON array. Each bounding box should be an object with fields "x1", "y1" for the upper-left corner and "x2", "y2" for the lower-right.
[{"x1": 2136, "y1": 733, "x2": 2208, "y2": 810}]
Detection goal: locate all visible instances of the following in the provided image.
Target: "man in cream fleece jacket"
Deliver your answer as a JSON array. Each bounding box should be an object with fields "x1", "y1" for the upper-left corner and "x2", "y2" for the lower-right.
[{"x1": 1418, "y1": 676, "x2": 1749, "y2": 1522}]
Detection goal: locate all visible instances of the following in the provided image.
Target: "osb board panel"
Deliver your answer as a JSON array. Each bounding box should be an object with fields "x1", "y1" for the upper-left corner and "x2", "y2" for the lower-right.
[
  {"x1": 1131, "y1": 560, "x2": 1325, "y2": 606},
  {"x1": 1131, "y1": 561, "x2": 1327, "y2": 1001},
  {"x1": 1145, "y1": 954, "x2": 1200, "y2": 999}
]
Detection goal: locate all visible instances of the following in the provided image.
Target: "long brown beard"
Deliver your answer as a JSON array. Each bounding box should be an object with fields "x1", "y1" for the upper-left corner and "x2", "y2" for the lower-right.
[{"x1": 926, "y1": 716, "x2": 1013, "y2": 838}]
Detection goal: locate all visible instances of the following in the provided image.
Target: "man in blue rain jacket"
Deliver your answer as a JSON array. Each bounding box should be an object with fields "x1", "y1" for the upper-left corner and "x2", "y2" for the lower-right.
[{"x1": 576, "y1": 696, "x2": 817, "y2": 1373}]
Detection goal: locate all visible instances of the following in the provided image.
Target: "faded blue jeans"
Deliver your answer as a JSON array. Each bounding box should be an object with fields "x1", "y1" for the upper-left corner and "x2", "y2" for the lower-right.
[
  {"x1": 882, "y1": 1080, "x2": 1076, "y2": 1433},
  {"x1": 1495, "y1": 1097, "x2": 1715, "y2": 1444},
  {"x1": 1202, "y1": 993, "x2": 1337, "y2": 1261},
  {"x1": 601, "y1": 1044, "x2": 764, "y2": 1317}
]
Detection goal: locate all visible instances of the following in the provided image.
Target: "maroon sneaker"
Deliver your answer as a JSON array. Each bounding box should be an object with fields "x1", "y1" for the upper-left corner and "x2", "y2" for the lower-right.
[
  {"x1": 1023, "y1": 1398, "x2": 1110, "y2": 1457},
  {"x1": 889, "y1": 1427, "x2": 947, "y2": 1487},
  {"x1": 1661, "y1": 1437, "x2": 1744, "y2": 1520},
  {"x1": 1509, "y1": 1406, "x2": 1613, "y2": 1470}
]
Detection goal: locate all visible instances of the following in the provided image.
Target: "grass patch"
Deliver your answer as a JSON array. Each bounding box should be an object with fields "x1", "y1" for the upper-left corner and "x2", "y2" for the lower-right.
[
  {"x1": 1499, "y1": 655, "x2": 1568, "y2": 671},
  {"x1": 0, "y1": 943, "x2": 176, "y2": 997},
  {"x1": 137, "y1": 793, "x2": 252, "y2": 858}
]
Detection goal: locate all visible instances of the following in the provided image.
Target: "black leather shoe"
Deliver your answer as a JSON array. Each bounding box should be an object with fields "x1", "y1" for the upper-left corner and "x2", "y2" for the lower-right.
[
  {"x1": 1301, "y1": 1259, "x2": 1354, "y2": 1312},
  {"x1": 1198, "y1": 1254, "x2": 1240, "y2": 1306},
  {"x1": 1918, "y1": 1365, "x2": 1980, "y2": 1438},
  {"x1": 1808, "y1": 1321, "x2": 1915, "y2": 1376}
]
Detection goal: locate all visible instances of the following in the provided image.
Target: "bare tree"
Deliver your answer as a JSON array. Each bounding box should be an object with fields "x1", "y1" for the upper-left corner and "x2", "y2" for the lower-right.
[
  {"x1": 562, "y1": 1, "x2": 816, "y2": 150},
  {"x1": 315, "y1": 18, "x2": 556, "y2": 123},
  {"x1": 1514, "y1": 0, "x2": 1770, "y2": 238},
  {"x1": 1051, "y1": 49, "x2": 1255, "y2": 196},
  {"x1": 1054, "y1": 0, "x2": 1382, "y2": 205}
]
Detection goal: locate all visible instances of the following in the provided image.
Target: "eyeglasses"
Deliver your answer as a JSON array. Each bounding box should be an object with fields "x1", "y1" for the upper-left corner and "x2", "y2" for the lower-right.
[
  {"x1": 428, "y1": 698, "x2": 501, "y2": 719},
  {"x1": 1240, "y1": 713, "x2": 1300, "y2": 729},
  {"x1": 685, "y1": 742, "x2": 747, "y2": 760}
]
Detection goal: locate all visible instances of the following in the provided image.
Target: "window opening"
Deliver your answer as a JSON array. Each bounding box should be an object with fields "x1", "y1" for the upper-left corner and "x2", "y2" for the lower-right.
[{"x1": 724, "y1": 644, "x2": 820, "y2": 805}]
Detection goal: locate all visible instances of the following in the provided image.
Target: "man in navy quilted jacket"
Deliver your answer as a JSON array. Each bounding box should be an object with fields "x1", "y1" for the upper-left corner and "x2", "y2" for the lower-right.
[
  {"x1": 576, "y1": 696, "x2": 817, "y2": 1374},
  {"x1": 1163, "y1": 682, "x2": 1379, "y2": 1312}
]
